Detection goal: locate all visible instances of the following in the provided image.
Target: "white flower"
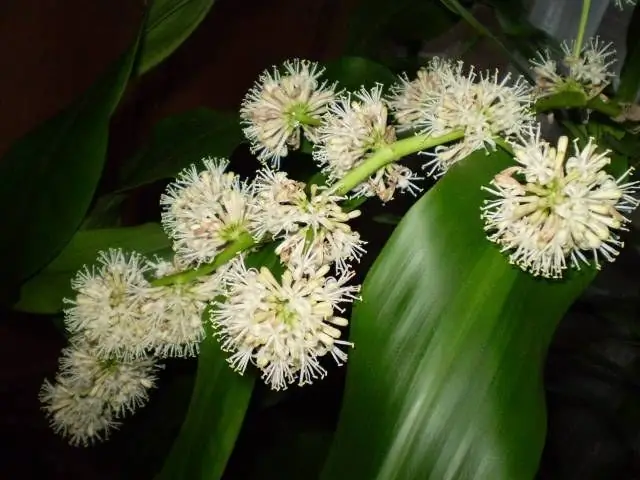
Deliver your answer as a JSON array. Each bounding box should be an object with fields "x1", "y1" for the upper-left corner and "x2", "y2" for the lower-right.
[
  {"x1": 563, "y1": 37, "x2": 616, "y2": 87},
  {"x1": 160, "y1": 157, "x2": 254, "y2": 265},
  {"x1": 140, "y1": 255, "x2": 225, "y2": 358},
  {"x1": 40, "y1": 339, "x2": 160, "y2": 446},
  {"x1": 249, "y1": 170, "x2": 366, "y2": 272},
  {"x1": 57, "y1": 339, "x2": 160, "y2": 415},
  {"x1": 482, "y1": 129, "x2": 639, "y2": 278},
  {"x1": 614, "y1": 0, "x2": 636, "y2": 9},
  {"x1": 210, "y1": 255, "x2": 360, "y2": 390},
  {"x1": 417, "y1": 64, "x2": 534, "y2": 176},
  {"x1": 63, "y1": 249, "x2": 154, "y2": 360},
  {"x1": 240, "y1": 59, "x2": 336, "y2": 166},
  {"x1": 388, "y1": 57, "x2": 463, "y2": 131},
  {"x1": 40, "y1": 378, "x2": 117, "y2": 447},
  {"x1": 530, "y1": 37, "x2": 615, "y2": 98},
  {"x1": 313, "y1": 84, "x2": 422, "y2": 200}
]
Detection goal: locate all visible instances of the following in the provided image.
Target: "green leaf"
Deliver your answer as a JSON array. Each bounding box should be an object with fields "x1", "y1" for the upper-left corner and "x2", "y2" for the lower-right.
[
  {"x1": 14, "y1": 223, "x2": 170, "y2": 314},
  {"x1": 138, "y1": 0, "x2": 216, "y2": 75},
  {"x1": 118, "y1": 108, "x2": 243, "y2": 190},
  {"x1": 157, "y1": 246, "x2": 281, "y2": 480},
  {"x1": 617, "y1": 5, "x2": 640, "y2": 102},
  {"x1": 322, "y1": 150, "x2": 596, "y2": 480},
  {"x1": 155, "y1": 332, "x2": 254, "y2": 480},
  {"x1": 0, "y1": 30, "x2": 142, "y2": 287},
  {"x1": 323, "y1": 57, "x2": 397, "y2": 92}
]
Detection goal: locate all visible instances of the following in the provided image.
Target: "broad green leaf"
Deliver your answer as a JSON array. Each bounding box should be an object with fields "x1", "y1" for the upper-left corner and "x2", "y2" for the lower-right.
[
  {"x1": 157, "y1": 247, "x2": 281, "y2": 480},
  {"x1": 118, "y1": 108, "x2": 242, "y2": 190},
  {"x1": 0, "y1": 29, "x2": 142, "y2": 288},
  {"x1": 323, "y1": 57, "x2": 397, "y2": 92},
  {"x1": 138, "y1": 0, "x2": 216, "y2": 75},
  {"x1": 155, "y1": 331, "x2": 254, "y2": 480},
  {"x1": 617, "y1": 5, "x2": 640, "y2": 102},
  {"x1": 322, "y1": 150, "x2": 596, "y2": 480},
  {"x1": 14, "y1": 223, "x2": 170, "y2": 314}
]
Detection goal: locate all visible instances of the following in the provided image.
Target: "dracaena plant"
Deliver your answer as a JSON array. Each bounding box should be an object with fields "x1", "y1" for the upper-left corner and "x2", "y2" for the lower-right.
[{"x1": 33, "y1": 0, "x2": 640, "y2": 469}]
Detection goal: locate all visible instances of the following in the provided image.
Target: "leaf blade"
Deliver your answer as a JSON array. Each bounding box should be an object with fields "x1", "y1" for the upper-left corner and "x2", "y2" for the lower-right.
[
  {"x1": 138, "y1": 0, "x2": 216, "y2": 75},
  {"x1": 15, "y1": 223, "x2": 170, "y2": 314},
  {"x1": 156, "y1": 247, "x2": 281, "y2": 479},
  {"x1": 118, "y1": 108, "x2": 242, "y2": 191},
  {"x1": 155, "y1": 332, "x2": 255, "y2": 480},
  {"x1": 0, "y1": 28, "x2": 142, "y2": 287},
  {"x1": 322, "y1": 150, "x2": 596, "y2": 480}
]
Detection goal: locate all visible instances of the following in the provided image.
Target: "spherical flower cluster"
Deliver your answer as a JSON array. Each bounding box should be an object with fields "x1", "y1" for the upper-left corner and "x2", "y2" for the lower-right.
[
  {"x1": 64, "y1": 249, "x2": 225, "y2": 361},
  {"x1": 482, "y1": 129, "x2": 639, "y2": 278},
  {"x1": 49, "y1": 247, "x2": 226, "y2": 445},
  {"x1": 64, "y1": 249, "x2": 152, "y2": 359},
  {"x1": 389, "y1": 57, "x2": 535, "y2": 176},
  {"x1": 249, "y1": 169, "x2": 366, "y2": 273},
  {"x1": 40, "y1": 339, "x2": 160, "y2": 446},
  {"x1": 210, "y1": 254, "x2": 360, "y2": 390},
  {"x1": 240, "y1": 59, "x2": 336, "y2": 166},
  {"x1": 530, "y1": 37, "x2": 615, "y2": 99},
  {"x1": 313, "y1": 84, "x2": 423, "y2": 201},
  {"x1": 160, "y1": 158, "x2": 254, "y2": 265},
  {"x1": 140, "y1": 255, "x2": 224, "y2": 358},
  {"x1": 388, "y1": 57, "x2": 462, "y2": 132}
]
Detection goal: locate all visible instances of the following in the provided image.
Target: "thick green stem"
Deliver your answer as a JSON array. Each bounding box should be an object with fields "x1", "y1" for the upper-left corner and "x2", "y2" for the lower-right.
[
  {"x1": 150, "y1": 132, "x2": 463, "y2": 286},
  {"x1": 150, "y1": 232, "x2": 256, "y2": 286},
  {"x1": 574, "y1": 0, "x2": 592, "y2": 57},
  {"x1": 587, "y1": 96, "x2": 623, "y2": 118},
  {"x1": 331, "y1": 131, "x2": 465, "y2": 196}
]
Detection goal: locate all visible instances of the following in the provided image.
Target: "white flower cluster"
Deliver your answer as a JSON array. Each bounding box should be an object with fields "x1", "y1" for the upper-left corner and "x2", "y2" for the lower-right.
[
  {"x1": 531, "y1": 37, "x2": 615, "y2": 99},
  {"x1": 482, "y1": 128, "x2": 639, "y2": 278},
  {"x1": 160, "y1": 158, "x2": 253, "y2": 265},
  {"x1": 313, "y1": 84, "x2": 423, "y2": 201},
  {"x1": 205, "y1": 172, "x2": 363, "y2": 389},
  {"x1": 389, "y1": 57, "x2": 535, "y2": 176},
  {"x1": 43, "y1": 40, "x2": 640, "y2": 447},
  {"x1": 42, "y1": 246, "x2": 225, "y2": 445},
  {"x1": 40, "y1": 338, "x2": 160, "y2": 446},
  {"x1": 211, "y1": 256, "x2": 359, "y2": 390},
  {"x1": 249, "y1": 169, "x2": 366, "y2": 273},
  {"x1": 240, "y1": 59, "x2": 336, "y2": 167}
]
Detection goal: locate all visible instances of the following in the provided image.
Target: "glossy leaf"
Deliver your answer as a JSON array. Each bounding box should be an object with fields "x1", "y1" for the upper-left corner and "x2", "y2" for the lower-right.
[
  {"x1": 0, "y1": 30, "x2": 142, "y2": 287},
  {"x1": 322, "y1": 150, "x2": 596, "y2": 480},
  {"x1": 138, "y1": 0, "x2": 216, "y2": 75},
  {"x1": 157, "y1": 247, "x2": 281, "y2": 480},
  {"x1": 14, "y1": 223, "x2": 170, "y2": 314},
  {"x1": 118, "y1": 108, "x2": 242, "y2": 190},
  {"x1": 323, "y1": 57, "x2": 397, "y2": 92}
]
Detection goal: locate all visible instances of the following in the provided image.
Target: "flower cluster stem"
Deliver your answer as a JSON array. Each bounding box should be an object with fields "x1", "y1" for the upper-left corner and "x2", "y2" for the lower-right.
[
  {"x1": 330, "y1": 130, "x2": 465, "y2": 196},
  {"x1": 151, "y1": 130, "x2": 464, "y2": 286},
  {"x1": 150, "y1": 232, "x2": 256, "y2": 286},
  {"x1": 574, "y1": 0, "x2": 592, "y2": 57}
]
